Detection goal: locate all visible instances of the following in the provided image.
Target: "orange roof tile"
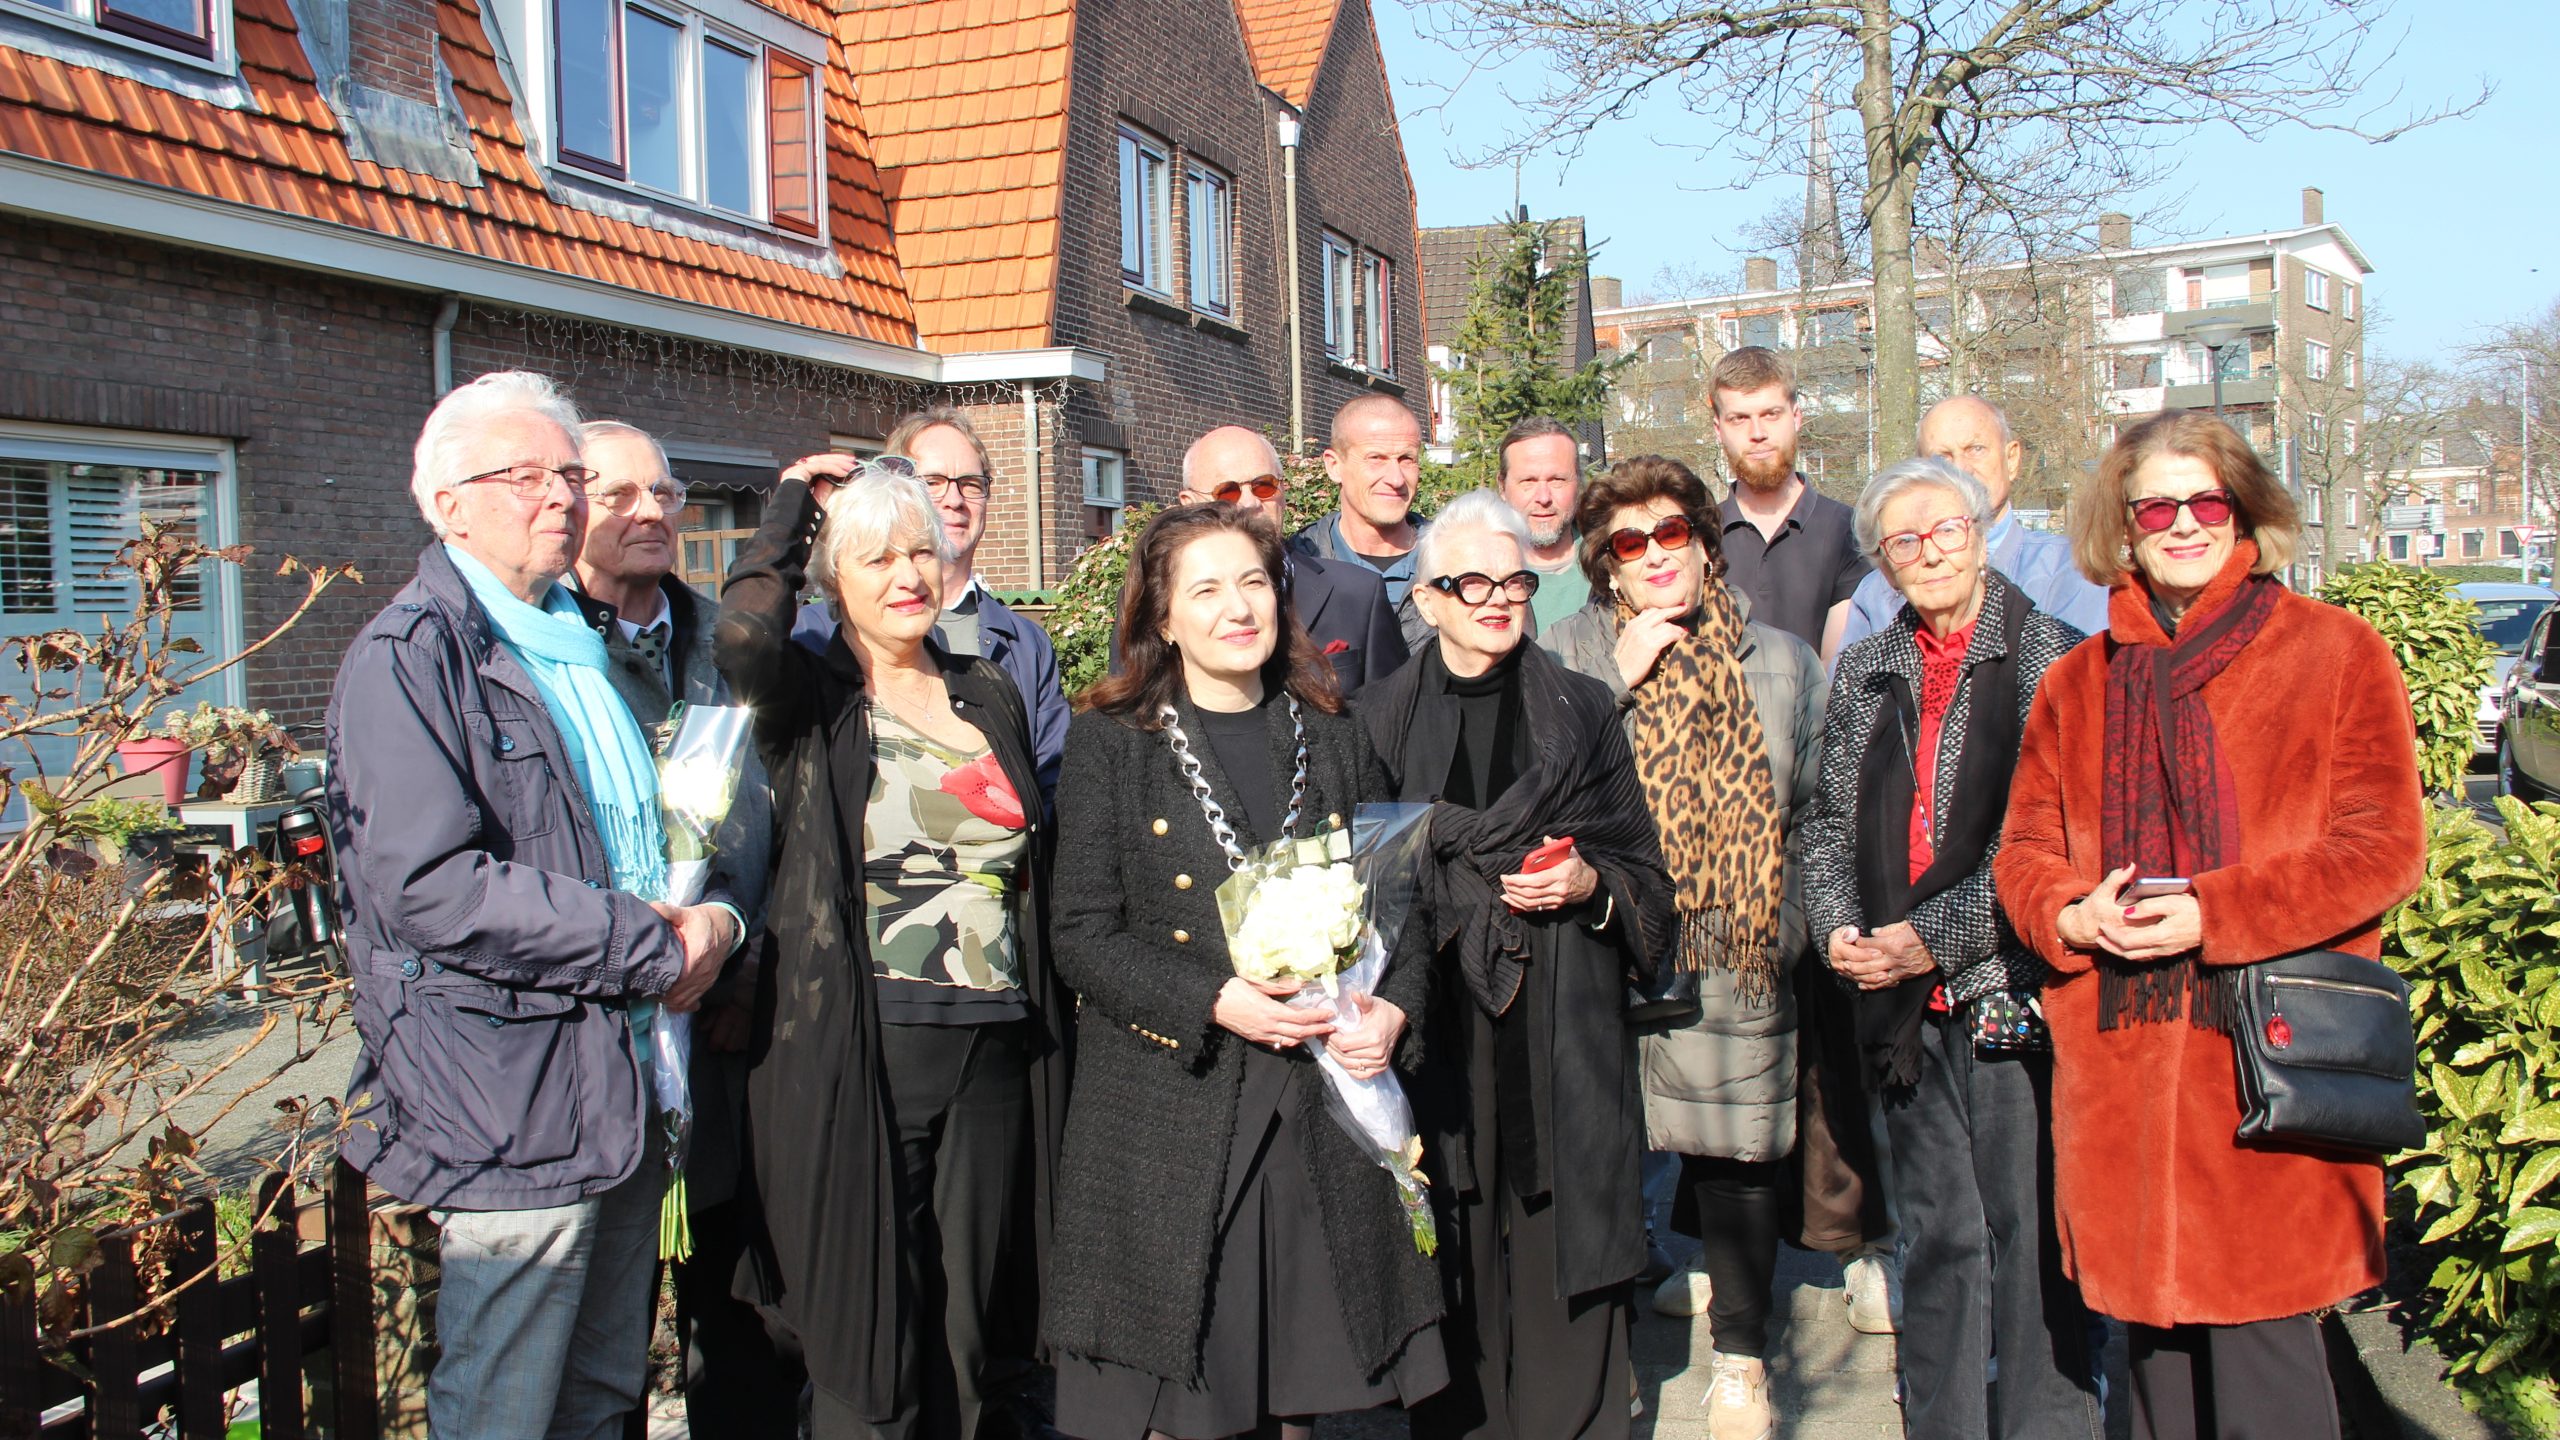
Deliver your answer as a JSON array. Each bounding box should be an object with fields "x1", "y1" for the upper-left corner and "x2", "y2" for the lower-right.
[
  {"x1": 839, "y1": 0, "x2": 1075, "y2": 352},
  {"x1": 1232, "y1": 0, "x2": 1338, "y2": 108},
  {"x1": 0, "y1": 0, "x2": 919, "y2": 349}
]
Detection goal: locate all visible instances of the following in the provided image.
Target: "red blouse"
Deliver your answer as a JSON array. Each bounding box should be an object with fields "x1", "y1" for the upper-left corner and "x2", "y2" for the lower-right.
[{"x1": 1908, "y1": 619, "x2": 1976, "y2": 883}]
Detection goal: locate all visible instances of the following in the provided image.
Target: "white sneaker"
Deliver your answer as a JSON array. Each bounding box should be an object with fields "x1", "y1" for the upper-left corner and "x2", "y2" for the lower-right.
[
  {"x1": 1842, "y1": 1245, "x2": 1901, "y2": 1334},
  {"x1": 1652, "y1": 1254, "x2": 1714, "y2": 1317},
  {"x1": 1704, "y1": 1352, "x2": 1773, "y2": 1440}
]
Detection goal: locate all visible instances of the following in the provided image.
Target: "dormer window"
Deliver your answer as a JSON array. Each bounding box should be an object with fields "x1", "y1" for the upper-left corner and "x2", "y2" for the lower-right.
[
  {"x1": 548, "y1": 0, "x2": 822, "y2": 231},
  {"x1": 10, "y1": 0, "x2": 226, "y2": 63}
]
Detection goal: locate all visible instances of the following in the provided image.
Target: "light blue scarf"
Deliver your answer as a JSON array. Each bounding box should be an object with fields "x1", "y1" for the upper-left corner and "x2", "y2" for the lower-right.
[{"x1": 447, "y1": 545, "x2": 668, "y2": 903}]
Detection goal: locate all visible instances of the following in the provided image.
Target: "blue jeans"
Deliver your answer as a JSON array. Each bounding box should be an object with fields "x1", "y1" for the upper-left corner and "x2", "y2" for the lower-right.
[{"x1": 429, "y1": 1130, "x2": 665, "y2": 1440}]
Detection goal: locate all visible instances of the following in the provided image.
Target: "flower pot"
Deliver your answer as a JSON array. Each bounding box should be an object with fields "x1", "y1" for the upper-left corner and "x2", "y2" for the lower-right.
[{"x1": 115, "y1": 736, "x2": 194, "y2": 806}]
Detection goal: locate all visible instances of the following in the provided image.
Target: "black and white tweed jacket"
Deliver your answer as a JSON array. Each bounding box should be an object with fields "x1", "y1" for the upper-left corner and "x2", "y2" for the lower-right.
[{"x1": 1795, "y1": 571, "x2": 2087, "y2": 1005}]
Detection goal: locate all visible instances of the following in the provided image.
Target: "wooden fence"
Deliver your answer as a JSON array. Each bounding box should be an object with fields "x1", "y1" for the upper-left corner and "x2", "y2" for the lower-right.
[{"x1": 0, "y1": 1162, "x2": 378, "y2": 1440}]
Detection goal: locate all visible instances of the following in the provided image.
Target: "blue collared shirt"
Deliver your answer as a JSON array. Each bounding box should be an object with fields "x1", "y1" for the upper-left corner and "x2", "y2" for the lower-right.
[{"x1": 1835, "y1": 506, "x2": 2108, "y2": 663}]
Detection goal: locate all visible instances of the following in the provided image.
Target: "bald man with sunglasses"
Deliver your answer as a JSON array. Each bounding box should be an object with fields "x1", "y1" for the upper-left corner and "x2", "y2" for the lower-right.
[{"x1": 1177, "y1": 425, "x2": 1408, "y2": 693}]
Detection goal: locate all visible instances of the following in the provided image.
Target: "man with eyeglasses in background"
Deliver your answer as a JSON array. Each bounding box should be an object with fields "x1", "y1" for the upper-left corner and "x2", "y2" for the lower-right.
[
  {"x1": 784, "y1": 407, "x2": 1070, "y2": 810},
  {"x1": 569, "y1": 420, "x2": 793, "y2": 1438},
  {"x1": 1175, "y1": 424, "x2": 1407, "y2": 692},
  {"x1": 1834, "y1": 395, "x2": 2107, "y2": 655}
]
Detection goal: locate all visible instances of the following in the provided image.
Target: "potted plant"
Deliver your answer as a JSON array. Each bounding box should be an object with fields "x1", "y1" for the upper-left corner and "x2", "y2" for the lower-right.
[
  {"x1": 67, "y1": 794, "x2": 185, "y2": 867},
  {"x1": 151, "y1": 703, "x2": 289, "y2": 803}
]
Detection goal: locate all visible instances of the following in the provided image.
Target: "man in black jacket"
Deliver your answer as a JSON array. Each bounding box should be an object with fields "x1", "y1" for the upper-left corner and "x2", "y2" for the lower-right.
[{"x1": 1179, "y1": 425, "x2": 1408, "y2": 693}]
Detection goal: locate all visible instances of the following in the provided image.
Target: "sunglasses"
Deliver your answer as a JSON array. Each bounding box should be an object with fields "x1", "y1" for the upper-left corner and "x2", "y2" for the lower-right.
[
  {"x1": 1427, "y1": 570, "x2": 1541, "y2": 606},
  {"x1": 2126, "y1": 489, "x2": 2237, "y2": 534},
  {"x1": 1607, "y1": 514, "x2": 1695, "y2": 562},
  {"x1": 1211, "y1": 475, "x2": 1283, "y2": 504}
]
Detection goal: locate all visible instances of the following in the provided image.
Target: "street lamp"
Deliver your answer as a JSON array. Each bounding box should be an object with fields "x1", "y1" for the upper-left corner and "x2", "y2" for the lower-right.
[{"x1": 2187, "y1": 317, "x2": 2251, "y2": 418}]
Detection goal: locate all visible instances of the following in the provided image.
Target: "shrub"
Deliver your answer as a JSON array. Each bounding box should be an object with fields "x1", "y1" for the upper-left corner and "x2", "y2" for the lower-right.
[
  {"x1": 2386, "y1": 797, "x2": 2560, "y2": 1429},
  {"x1": 2318, "y1": 561, "x2": 2493, "y2": 795}
]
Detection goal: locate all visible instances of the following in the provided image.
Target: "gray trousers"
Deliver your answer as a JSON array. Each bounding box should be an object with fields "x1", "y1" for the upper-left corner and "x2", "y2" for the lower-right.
[
  {"x1": 429, "y1": 1132, "x2": 666, "y2": 1440},
  {"x1": 1882, "y1": 1015, "x2": 2100, "y2": 1440}
]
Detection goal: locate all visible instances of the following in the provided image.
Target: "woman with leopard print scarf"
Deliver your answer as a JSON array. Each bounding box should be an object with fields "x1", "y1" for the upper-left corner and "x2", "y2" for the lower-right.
[{"x1": 1541, "y1": 455, "x2": 1828, "y2": 1440}]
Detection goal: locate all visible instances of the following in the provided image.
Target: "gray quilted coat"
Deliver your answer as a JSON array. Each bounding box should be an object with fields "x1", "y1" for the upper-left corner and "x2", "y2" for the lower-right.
[{"x1": 1539, "y1": 586, "x2": 1827, "y2": 1163}]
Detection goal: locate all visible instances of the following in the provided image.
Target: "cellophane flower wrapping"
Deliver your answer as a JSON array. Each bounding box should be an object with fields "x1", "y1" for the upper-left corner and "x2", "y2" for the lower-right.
[
  {"x1": 1213, "y1": 804, "x2": 1441, "y2": 1254},
  {"x1": 649, "y1": 701, "x2": 752, "y2": 1260}
]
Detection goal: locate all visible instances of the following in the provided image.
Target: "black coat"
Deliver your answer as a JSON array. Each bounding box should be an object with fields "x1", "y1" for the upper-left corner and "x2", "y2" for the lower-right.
[
  {"x1": 1043, "y1": 697, "x2": 1444, "y2": 1385},
  {"x1": 1293, "y1": 550, "x2": 1410, "y2": 692},
  {"x1": 713, "y1": 479, "x2": 1070, "y2": 1420},
  {"x1": 1363, "y1": 642, "x2": 1671, "y2": 1300}
]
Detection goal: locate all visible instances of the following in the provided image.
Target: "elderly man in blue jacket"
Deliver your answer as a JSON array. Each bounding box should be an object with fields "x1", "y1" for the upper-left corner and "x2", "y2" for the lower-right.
[
  {"x1": 785, "y1": 406, "x2": 1069, "y2": 812},
  {"x1": 1835, "y1": 395, "x2": 2108, "y2": 653},
  {"x1": 328, "y1": 371, "x2": 733, "y2": 1440}
]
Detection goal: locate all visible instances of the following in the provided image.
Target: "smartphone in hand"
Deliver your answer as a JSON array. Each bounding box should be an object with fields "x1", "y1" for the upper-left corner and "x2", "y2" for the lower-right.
[
  {"x1": 2123, "y1": 876, "x2": 2193, "y2": 902},
  {"x1": 1521, "y1": 836, "x2": 1576, "y2": 873}
]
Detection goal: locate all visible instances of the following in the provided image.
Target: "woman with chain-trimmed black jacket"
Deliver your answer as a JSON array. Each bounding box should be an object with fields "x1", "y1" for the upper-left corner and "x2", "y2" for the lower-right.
[{"x1": 1044, "y1": 504, "x2": 1446, "y2": 1440}]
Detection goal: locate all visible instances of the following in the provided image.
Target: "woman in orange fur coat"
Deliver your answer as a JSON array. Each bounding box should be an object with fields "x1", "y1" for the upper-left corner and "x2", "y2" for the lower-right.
[{"x1": 1993, "y1": 411, "x2": 2426, "y2": 1440}]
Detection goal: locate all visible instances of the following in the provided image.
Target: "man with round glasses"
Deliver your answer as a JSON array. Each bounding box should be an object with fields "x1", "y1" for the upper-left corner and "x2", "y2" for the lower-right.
[
  {"x1": 1176, "y1": 424, "x2": 1407, "y2": 692},
  {"x1": 1837, "y1": 395, "x2": 2107, "y2": 655},
  {"x1": 784, "y1": 407, "x2": 1069, "y2": 809},
  {"x1": 569, "y1": 419, "x2": 792, "y2": 1435}
]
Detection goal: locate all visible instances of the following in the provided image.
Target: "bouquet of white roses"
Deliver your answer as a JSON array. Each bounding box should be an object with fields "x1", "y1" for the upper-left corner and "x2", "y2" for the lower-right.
[
  {"x1": 1215, "y1": 805, "x2": 1440, "y2": 1254},
  {"x1": 650, "y1": 701, "x2": 753, "y2": 1259}
]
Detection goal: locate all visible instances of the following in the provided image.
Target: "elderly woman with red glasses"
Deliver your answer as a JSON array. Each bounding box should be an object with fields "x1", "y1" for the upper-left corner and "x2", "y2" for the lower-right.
[
  {"x1": 1539, "y1": 456, "x2": 1826, "y2": 1438},
  {"x1": 1796, "y1": 455, "x2": 2096, "y2": 1440},
  {"x1": 1996, "y1": 412, "x2": 2424, "y2": 1440}
]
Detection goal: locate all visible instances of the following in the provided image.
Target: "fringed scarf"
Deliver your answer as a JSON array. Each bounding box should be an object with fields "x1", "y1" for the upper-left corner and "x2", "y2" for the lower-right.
[
  {"x1": 2097, "y1": 537, "x2": 2282, "y2": 1033},
  {"x1": 1618, "y1": 581, "x2": 1786, "y2": 1007}
]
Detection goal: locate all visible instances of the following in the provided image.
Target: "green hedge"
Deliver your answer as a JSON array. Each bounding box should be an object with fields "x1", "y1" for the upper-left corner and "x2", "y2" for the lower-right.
[
  {"x1": 2318, "y1": 562, "x2": 2493, "y2": 795},
  {"x1": 2387, "y1": 798, "x2": 2560, "y2": 1432}
]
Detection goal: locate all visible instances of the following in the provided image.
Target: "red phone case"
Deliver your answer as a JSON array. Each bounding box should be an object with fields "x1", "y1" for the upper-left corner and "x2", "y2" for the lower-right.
[{"x1": 1522, "y1": 837, "x2": 1575, "y2": 873}]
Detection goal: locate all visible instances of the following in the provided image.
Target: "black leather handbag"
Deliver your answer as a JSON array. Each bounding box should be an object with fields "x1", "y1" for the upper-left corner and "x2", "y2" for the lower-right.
[{"x1": 2231, "y1": 949, "x2": 2427, "y2": 1154}]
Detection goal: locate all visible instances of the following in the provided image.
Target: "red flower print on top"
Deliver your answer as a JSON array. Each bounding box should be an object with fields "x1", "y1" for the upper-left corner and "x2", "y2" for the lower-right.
[{"x1": 941, "y1": 753, "x2": 1027, "y2": 830}]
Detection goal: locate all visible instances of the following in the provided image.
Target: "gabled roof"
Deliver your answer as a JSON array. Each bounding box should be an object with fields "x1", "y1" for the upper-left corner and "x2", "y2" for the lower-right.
[
  {"x1": 1419, "y1": 217, "x2": 1591, "y2": 351},
  {"x1": 0, "y1": 0, "x2": 918, "y2": 345},
  {"x1": 1232, "y1": 0, "x2": 1338, "y2": 108},
  {"x1": 838, "y1": 0, "x2": 1075, "y2": 355}
]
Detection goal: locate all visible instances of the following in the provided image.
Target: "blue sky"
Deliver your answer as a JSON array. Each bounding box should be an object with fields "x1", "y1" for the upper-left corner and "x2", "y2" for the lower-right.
[{"x1": 1372, "y1": 0, "x2": 2558, "y2": 363}]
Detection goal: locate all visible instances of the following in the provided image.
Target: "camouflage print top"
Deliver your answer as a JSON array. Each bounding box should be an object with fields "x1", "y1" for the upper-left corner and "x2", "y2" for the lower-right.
[{"x1": 863, "y1": 703, "x2": 1032, "y2": 1023}]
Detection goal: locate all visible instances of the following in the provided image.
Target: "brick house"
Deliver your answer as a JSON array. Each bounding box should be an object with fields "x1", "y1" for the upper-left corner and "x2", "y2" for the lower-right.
[
  {"x1": 0, "y1": 0, "x2": 1420, "y2": 737},
  {"x1": 843, "y1": 0, "x2": 1423, "y2": 587},
  {"x1": 1417, "y1": 212, "x2": 1606, "y2": 465}
]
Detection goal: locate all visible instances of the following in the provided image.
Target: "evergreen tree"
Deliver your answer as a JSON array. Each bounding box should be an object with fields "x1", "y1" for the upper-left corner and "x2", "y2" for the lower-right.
[{"x1": 1433, "y1": 216, "x2": 1631, "y2": 487}]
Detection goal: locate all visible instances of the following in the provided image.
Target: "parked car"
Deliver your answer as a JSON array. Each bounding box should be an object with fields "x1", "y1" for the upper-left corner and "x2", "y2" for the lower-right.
[
  {"x1": 2496, "y1": 598, "x2": 2560, "y2": 799},
  {"x1": 2458, "y1": 582, "x2": 2555, "y2": 763}
]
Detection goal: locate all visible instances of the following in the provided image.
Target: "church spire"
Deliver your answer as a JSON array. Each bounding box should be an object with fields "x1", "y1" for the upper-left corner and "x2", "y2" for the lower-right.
[{"x1": 1802, "y1": 98, "x2": 1845, "y2": 285}]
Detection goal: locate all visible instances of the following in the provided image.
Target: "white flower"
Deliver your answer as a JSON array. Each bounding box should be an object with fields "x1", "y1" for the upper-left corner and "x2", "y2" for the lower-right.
[
  {"x1": 659, "y1": 755, "x2": 738, "y2": 860},
  {"x1": 1228, "y1": 862, "x2": 1364, "y2": 988}
]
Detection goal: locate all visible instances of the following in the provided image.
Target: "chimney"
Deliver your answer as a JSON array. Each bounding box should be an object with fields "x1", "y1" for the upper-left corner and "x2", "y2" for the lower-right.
[
  {"x1": 2301, "y1": 187, "x2": 2325, "y2": 226},
  {"x1": 347, "y1": 0, "x2": 442, "y2": 105},
  {"x1": 2098, "y1": 212, "x2": 2132, "y2": 250},
  {"x1": 1743, "y1": 256, "x2": 1779, "y2": 291},
  {"x1": 1590, "y1": 275, "x2": 1624, "y2": 310}
]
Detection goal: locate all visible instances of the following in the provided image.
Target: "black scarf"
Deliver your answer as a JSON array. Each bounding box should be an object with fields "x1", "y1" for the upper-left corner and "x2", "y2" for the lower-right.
[
  {"x1": 1849, "y1": 573, "x2": 2028, "y2": 1088},
  {"x1": 1365, "y1": 641, "x2": 1675, "y2": 1016}
]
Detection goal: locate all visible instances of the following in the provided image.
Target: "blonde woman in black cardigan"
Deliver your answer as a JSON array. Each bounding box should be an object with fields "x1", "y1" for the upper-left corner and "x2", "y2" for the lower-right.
[{"x1": 1045, "y1": 503, "x2": 1446, "y2": 1440}]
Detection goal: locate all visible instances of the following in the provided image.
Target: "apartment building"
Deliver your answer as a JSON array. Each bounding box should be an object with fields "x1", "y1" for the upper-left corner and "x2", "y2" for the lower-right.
[
  {"x1": 2376, "y1": 406, "x2": 2536, "y2": 573},
  {"x1": 1593, "y1": 188, "x2": 2372, "y2": 581}
]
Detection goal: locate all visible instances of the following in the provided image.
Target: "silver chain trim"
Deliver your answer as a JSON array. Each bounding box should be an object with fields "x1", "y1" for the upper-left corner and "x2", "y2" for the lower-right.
[{"x1": 1159, "y1": 696, "x2": 1308, "y2": 872}]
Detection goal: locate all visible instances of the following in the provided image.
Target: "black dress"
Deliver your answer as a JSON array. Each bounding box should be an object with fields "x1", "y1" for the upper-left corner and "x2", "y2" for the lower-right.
[{"x1": 1053, "y1": 698, "x2": 1447, "y2": 1440}]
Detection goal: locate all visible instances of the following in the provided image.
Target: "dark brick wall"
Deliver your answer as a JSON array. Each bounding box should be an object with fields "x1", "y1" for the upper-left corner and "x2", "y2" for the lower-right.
[
  {"x1": 1049, "y1": 0, "x2": 1291, "y2": 581},
  {"x1": 0, "y1": 216, "x2": 935, "y2": 720},
  {"x1": 1282, "y1": 0, "x2": 1423, "y2": 450},
  {"x1": 347, "y1": 0, "x2": 441, "y2": 103}
]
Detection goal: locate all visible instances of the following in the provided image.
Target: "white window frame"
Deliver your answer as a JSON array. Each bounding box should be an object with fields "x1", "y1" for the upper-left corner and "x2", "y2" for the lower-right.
[
  {"x1": 2341, "y1": 350, "x2": 2356, "y2": 389},
  {"x1": 1081, "y1": 446, "x2": 1125, "y2": 510},
  {"x1": 0, "y1": 422, "x2": 246, "y2": 814},
  {"x1": 2304, "y1": 268, "x2": 2331, "y2": 311},
  {"x1": 1, "y1": 0, "x2": 235, "y2": 71},
  {"x1": 1118, "y1": 127, "x2": 1172, "y2": 294},
  {"x1": 1184, "y1": 162, "x2": 1232, "y2": 316},
  {"x1": 500, "y1": 0, "x2": 825, "y2": 234},
  {"x1": 2463, "y1": 528, "x2": 2487, "y2": 559},
  {"x1": 2341, "y1": 285, "x2": 2357, "y2": 321},
  {"x1": 2421, "y1": 439, "x2": 2447, "y2": 467},
  {"x1": 1321, "y1": 232, "x2": 1356, "y2": 360},
  {"x1": 2389, "y1": 532, "x2": 2410, "y2": 561},
  {"x1": 2305, "y1": 339, "x2": 2331, "y2": 382},
  {"x1": 1360, "y1": 252, "x2": 1394, "y2": 374},
  {"x1": 2342, "y1": 418, "x2": 2359, "y2": 454}
]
